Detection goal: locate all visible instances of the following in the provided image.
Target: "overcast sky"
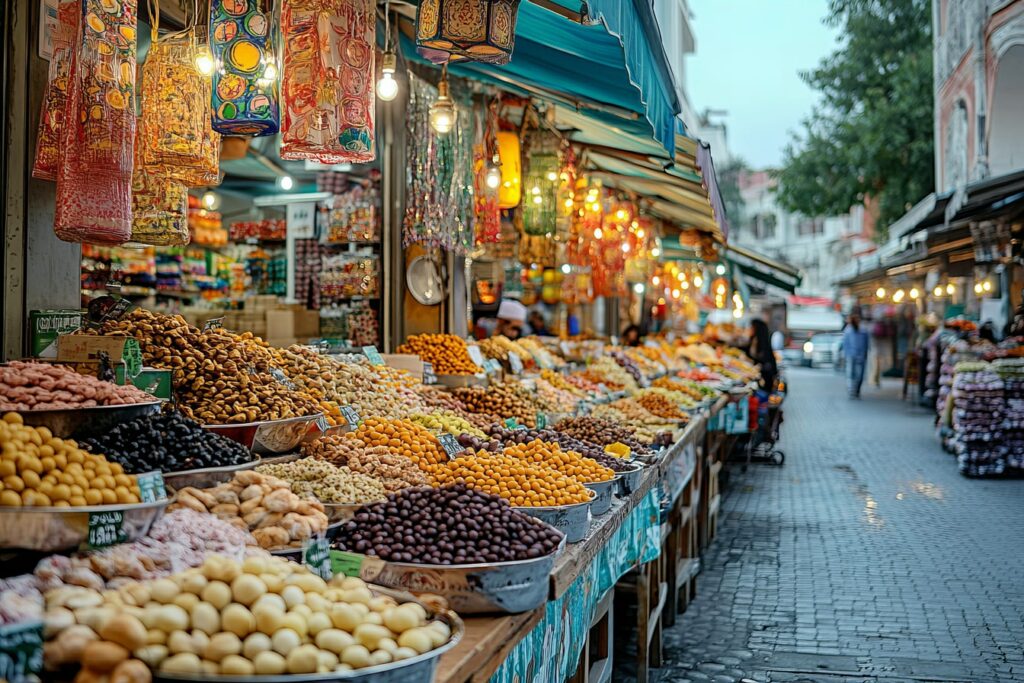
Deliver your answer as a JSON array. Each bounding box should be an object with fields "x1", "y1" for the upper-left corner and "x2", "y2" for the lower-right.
[{"x1": 686, "y1": 0, "x2": 841, "y2": 170}]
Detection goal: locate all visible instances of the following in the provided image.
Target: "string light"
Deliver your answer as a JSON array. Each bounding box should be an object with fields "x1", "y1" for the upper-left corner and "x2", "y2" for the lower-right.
[
  {"x1": 933, "y1": 285, "x2": 943, "y2": 297},
  {"x1": 693, "y1": 275, "x2": 703, "y2": 287},
  {"x1": 593, "y1": 228, "x2": 602, "y2": 239},
  {"x1": 909, "y1": 287, "x2": 920, "y2": 300},
  {"x1": 633, "y1": 283, "x2": 645, "y2": 294},
  {"x1": 876, "y1": 287, "x2": 886, "y2": 298},
  {"x1": 946, "y1": 283, "x2": 955, "y2": 295},
  {"x1": 893, "y1": 289, "x2": 905, "y2": 302}
]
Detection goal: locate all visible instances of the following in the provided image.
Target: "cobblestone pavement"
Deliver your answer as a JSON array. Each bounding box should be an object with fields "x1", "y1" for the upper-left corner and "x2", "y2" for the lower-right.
[{"x1": 616, "y1": 367, "x2": 1024, "y2": 683}]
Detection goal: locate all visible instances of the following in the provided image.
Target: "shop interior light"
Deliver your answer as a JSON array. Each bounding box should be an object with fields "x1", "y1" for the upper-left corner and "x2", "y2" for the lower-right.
[
  {"x1": 621, "y1": 243, "x2": 630, "y2": 253},
  {"x1": 671, "y1": 288, "x2": 681, "y2": 299},
  {"x1": 428, "y1": 66, "x2": 457, "y2": 134},
  {"x1": 893, "y1": 289, "x2": 905, "y2": 302},
  {"x1": 974, "y1": 282, "x2": 983, "y2": 294},
  {"x1": 377, "y1": 51, "x2": 399, "y2": 101},
  {"x1": 652, "y1": 275, "x2": 660, "y2": 286},
  {"x1": 560, "y1": 264, "x2": 571, "y2": 274},
  {"x1": 933, "y1": 285, "x2": 944, "y2": 297},
  {"x1": 876, "y1": 287, "x2": 886, "y2": 298},
  {"x1": 485, "y1": 157, "x2": 502, "y2": 189},
  {"x1": 201, "y1": 191, "x2": 219, "y2": 210},
  {"x1": 983, "y1": 280, "x2": 993, "y2": 292},
  {"x1": 651, "y1": 247, "x2": 660, "y2": 257},
  {"x1": 693, "y1": 274, "x2": 703, "y2": 287},
  {"x1": 909, "y1": 287, "x2": 920, "y2": 300},
  {"x1": 946, "y1": 282, "x2": 955, "y2": 295},
  {"x1": 279, "y1": 176, "x2": 293, "y2": 191},
  {"x1": 715, "y1": 263, "x2": 726, "y2": 275},
  {"x1": 194, "y1": 45, "x2": 214, "y2": 75},
  {"x1": 633, "y1": 283, "x2": 644, "y2": 294},
  {"x1": 593, "y1": 228, "x2": 602, "y2": 239}
]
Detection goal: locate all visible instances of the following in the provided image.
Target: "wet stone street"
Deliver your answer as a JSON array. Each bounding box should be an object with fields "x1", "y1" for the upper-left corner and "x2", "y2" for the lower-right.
[{"x1": 616, "y1": 367, "x2": 1024, "y2": 683}]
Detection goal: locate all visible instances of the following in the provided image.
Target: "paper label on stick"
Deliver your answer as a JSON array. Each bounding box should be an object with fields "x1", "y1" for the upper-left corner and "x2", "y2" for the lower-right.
[
  {"x1": 86, "y1": 511, "x2": 126, "y2": 549},
  {"x1": 362, "y1": 346, "x2": 385, "y2": 366},
  {"x1": 466, "y1": 345, "x2": 485, "y2": 367},
  {"x1": 437, "y1": 433, "x2": 464, "y2": 459},
  {"x1": 340, "y1": 406, "x2": 361, "y2": 430}
]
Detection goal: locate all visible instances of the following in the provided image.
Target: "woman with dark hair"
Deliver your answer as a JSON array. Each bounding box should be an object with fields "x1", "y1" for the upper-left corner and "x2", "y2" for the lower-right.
[
  {"x1": 620, "y1": 324, "x2": 643, "y2": 347},
  {"x1": 748, "y1": 319, "x2": 778, "y2": 392}
]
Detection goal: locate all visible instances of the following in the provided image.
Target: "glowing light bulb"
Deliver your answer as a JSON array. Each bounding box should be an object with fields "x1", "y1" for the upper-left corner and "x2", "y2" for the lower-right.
[
  {"x1": 909, "y1": 287, "x2": 920, "y2": 299},
  {"x1": 672, "y1": 289, "x2": 681, "y2": 299},
  {"x1": 194, "y1": 47, "x2": 214, "y2": 75},
  {"x1": 893, "y1": 289, "x2": 905, "y2": 302},
  {"x1": 279, "y1": 176, "x2": 293, "y2": 191},
  {"x1": 532, "y1": 195, "x2": 542, "y2": 204},
  {"x1": 681, "y1": 281, "x2": 689, "y2": 290},
  {"x1": 546, "y1": 171, "x2": 558, "y2": 181},
  {"x1": 693, "y1": 275, "x2": 703, "y2": 287},
  {"x1": 933, "y1": 286, "x2": 943, "y2": 297},
  {"x1": 561, "y1": 264, "x2": 571, "y2": 274},
  {"x1": 594, "y1": 228, "x2": 603, "y2": 239},
  {"x1": 615, "y1": 209, "x2": 627, "y2": 221},
  {"x1": 201, "y1": 191, "x2": 219, "y2": 210},
  {"x1": 621, "y1": 243, "x2": 630, "y2": 253},
  {"x1": 652, "y1": 276, "x2": 660, "y2": 286},
  {"x1": 983, "y1": 280, "x2": 992, "y2": 292},
  {"x1": 733, "y1": 308, "x2": 743, "y2": 319},
  {"x1": 651, "y1": 247, "x2": 660, "y2": 257},
  {"x1": 946, "y1": 283, "x2": 955, "y2": 295},
  {"x1": 636, "y1": 228, "x2": 645, "y2": 238},
  {"x1": 974, "y1": 283, "x2": 983, "y2": 294},
  {"x1": 428, "y1": 72, "x2": 457, "y2": 134},
  {"x1": 377, "y1": 51, "x2": 399, "y2": 101},
  {"x1": 716, "y1": 283, "x2": 726, "y2": 294},
  {"x1": 531, "y1": 186, "x2": 541, "y2": 196},
  {"x1": 876, "y1": 287, "x2": 886, "y2": 298},
  {"x1": 485, "y1": 165, "x2": 501, "y2": 190},
  {"x1": 262, "y1": 62, "x2": 278, "y2": 80},
  {"x1": 633, "y1": 283, "x2": 645, "y2": 294},
  {"x1": 715, "y1": 264, "x2": 726, "y2": 275},
  {"x1": 563, "y1": 198, "x2": 574, "y2": 208}
]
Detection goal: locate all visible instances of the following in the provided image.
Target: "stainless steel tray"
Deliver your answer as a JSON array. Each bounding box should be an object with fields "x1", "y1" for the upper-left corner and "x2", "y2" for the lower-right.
[
  {"x1": 513, "y1": 491, "x2": 593, "y2": 543},
  {"x1": 335, "y1": 532, "x2": 566, "y2": 614},
  {"x1": 584, "y1": 479, "x2": 615, "y2": 516},
  {"x1": 155, "y1": 589, "x2": 464, "y2": 683},
  {"x1": 0, "y1": 496, "x2": 173, "y2": 551},
  {"x1": 204, "y1": 414, "x2": 323, "y2": 455},
  {"x1": 613, "y1": 462, "x2": 645, "y2": 496},
  {"x1": 162, "y1": 456, "x2": 262, "y2": 490},
  {"x1": 18, "y1": 400, "x2": 162, "y2": 438}
]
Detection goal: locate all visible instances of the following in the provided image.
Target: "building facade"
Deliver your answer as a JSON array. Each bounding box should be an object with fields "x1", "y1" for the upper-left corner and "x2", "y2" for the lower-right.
[
  {"x1": 733, "y1": 171, "x2": 874, "y2": 297},
  {"x1": 934, "y1": 0, "x2": 1024, "y2": 190}
]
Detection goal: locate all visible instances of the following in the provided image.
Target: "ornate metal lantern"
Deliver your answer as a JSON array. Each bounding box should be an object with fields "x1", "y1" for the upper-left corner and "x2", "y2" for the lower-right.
[{"x1": 415, "y1": 0, "x2": 522, "y2": 65}]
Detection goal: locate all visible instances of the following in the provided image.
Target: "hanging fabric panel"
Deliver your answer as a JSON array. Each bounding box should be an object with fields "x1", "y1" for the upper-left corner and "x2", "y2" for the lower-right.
[
  {"x1": 280, "y1": 0, "x2": 375, "y2": 163},
  {"x1": 32, "y1": 0, "x2": 79, "y2": 181},
  {"x1": 54, "y1": 0, "x2": 138, "y2": 244},
  {"x1": 141, "y1": 35, "x2": 221, "y2": 185},
  {"x1": 210, "y1": 0, "x2": 280, "y2": 136}
]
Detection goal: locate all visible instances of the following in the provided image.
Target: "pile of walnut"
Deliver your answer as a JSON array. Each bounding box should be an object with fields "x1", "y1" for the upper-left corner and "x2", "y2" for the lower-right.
[
  {"x1": 86, "y1": 310, "x2": 321, "y2": 424},
  {"x1": 171, "y1": 472, "x2": 329, "y2": 550}
]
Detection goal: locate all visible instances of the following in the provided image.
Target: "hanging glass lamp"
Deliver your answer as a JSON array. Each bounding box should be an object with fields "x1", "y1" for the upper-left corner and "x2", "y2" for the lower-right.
[{"x1": 415, "y1": 0, "x2": 522, "y2": 65}]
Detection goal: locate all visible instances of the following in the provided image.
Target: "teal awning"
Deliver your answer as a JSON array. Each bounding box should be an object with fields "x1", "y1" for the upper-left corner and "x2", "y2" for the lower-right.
[
  {"x1": 659, "y1": 238, "x2": 803, "y2": 293},
  {"x1": 401, "y1": 0, "x2": 679, "y2": 157}
]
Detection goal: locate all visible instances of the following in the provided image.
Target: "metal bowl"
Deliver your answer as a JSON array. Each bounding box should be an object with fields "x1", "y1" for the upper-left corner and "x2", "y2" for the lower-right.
[
  {"x1": 513, "y1": 491, "x2": 593, "y2": 543},
  {"x1": 18, "y1": 401, "x2": 162, "y2": 438},
  {"x1": 156, "y1": 594, "x2": 464, "y2": 682},
  {"x1": 322, "y1": 501, "x2": 371, "y2": 525},
  {"x1": 162, "y1": 457, "x2": 262, "y2": 491},
  {"x1": 613, "y1": 462, "x2": 645, "y2": 497},
  {"x1": 332, "y1": 532, "x2": 566, "y2": 614},
  {"x1": 204, "y1": 414, "x2": 323, "y2": 455},
  {"x1": 269, "y1": 521, "x2": 346, "y2": 559},
  {"x1": 584, "y1": 479, "x2": 615, "y2": 516},
  {"x1": 0, "y1": 496, "x2": 173, "y2": 552}
]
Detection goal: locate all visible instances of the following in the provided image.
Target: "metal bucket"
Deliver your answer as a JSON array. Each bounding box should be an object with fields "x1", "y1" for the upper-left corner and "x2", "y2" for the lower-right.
[
  {"x1": 584, "y1": 479, "x2": 615, "y2": 516},
  {"x1": 613, "y1": 463, "x2": 645, "y2": 497},
  {"x1": 18, "y1": 401, "x2": 162, "y2": 438},
  {"x1": 338, "y1": 532, "x2": 566, "y2": 614},
  {"x1": 514, "y1": 493, "x2": 593, "y2": 543}
]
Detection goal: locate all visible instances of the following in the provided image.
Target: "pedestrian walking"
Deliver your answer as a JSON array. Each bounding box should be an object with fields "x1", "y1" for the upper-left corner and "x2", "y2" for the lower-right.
[
  {"x1": 748, "y1": 319, "x2": 778, "y2": 393},
  {"x1": 843, "y1": 313, "x2": 870, "y2": 398}
]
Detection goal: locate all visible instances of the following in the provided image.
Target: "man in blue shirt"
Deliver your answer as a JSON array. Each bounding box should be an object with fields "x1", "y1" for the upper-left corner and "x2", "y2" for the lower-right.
[{"x1": 842, "y1": 314, "x2": 870, "y2": 398}]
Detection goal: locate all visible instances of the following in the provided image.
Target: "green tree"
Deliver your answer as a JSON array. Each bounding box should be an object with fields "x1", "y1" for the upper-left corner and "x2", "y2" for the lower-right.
[
  {"x1": 718, "y1": 157, "x2": 749, "y2": 233},
  {"x1": 776, "y1": 0, "x2": 934, "y2": 240}
]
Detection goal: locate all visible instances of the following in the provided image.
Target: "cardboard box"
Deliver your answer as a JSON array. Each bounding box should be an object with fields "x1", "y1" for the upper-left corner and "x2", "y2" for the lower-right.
[
  {"x1": 57, "y1": 335, "x2": 143, "y2": 379},
  {"x1": 295, "y1": 310, "x2": 320, "y2": 339},
  {"x1": 266, "y1": 310, "x2": 297, "y2": 339},
  {"x1": 382, "y1": 354, "x2": 425, "y2": 381},
  {"x1": 29, "y1": 309, "x2": 83, "y2": 357},
  {"x1": 264, "y1": 337, "x2": 298, "y2": 349}
]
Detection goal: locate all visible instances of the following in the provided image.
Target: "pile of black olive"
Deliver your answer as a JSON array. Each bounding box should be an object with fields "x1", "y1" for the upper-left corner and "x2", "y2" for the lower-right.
[{"x1": 78, "y1": 411, "x2": 254, "y2": 474}]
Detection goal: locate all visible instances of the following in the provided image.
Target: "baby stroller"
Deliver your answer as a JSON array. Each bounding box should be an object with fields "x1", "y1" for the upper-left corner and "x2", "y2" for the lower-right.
[{"x1": 741, "y1": 389, "x2": 785, "y2": 469}]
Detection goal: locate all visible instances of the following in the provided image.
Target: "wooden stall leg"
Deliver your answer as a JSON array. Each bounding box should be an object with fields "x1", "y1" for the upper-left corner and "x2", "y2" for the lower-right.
[
  {"x1": 661, "y1": 514, "x2": 678, "y2": 628},
  {"x1": 635, "y1": 564, "x2": 652, "y2": 683}
]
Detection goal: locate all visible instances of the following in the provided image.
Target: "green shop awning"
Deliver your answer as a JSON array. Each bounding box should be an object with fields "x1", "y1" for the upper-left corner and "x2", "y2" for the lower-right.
[
  {"x1": 401, "y1": 0, "x2": 680, "y2": 157},
  {"x1": 659, "y1": 238, "x2": 802, "y2": 293}
]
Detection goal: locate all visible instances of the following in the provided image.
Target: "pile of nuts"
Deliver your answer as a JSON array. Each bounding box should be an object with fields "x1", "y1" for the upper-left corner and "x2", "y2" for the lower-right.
[
  {"x1": 90, "y1": 310, "x2": 322, "y2": 424},
  {"x1": 255, "y1": 458, "x2": 386, "y2": 505},
  {"x1": 408, "y1": 411, "x2": 486, "y2": 439},
  {"x1": 606, "y1": 397, "x2": 676, "y2": 426},
  {"x1": 0, "y1": 361, "x2": 154, "y2": 411},
  {"x1": 275, "y1": 346, "x2": 348, "y2": 401},
  {"x1": 432, "y1": 452, "x2": 593, "y2": 506},
  {"x1": 171, "y1": 472, "x2": 329, "y2": 549},
  {"x1": 516, "y1": 338, "x2": 564, "y2": 368},
  {"x1": 635, "y1": 392, "x2": 689, "y2": 420},
  {"x1": 552, "y1": 416, "x2": 652, "y2": 456},
  {"x1": 79, "y1": 411, "x2": 254, "y2": 474},
  {"x1": 477, "y1": 336, "x2": 531, "y2": 364},
  {"x1": 484, "y1": 426, "x2": 634, "y2": 473},
  {"x1": 43, "y1": 556, "x2": 454, "y2": 676},
  {"x1": 0, "y1": 412, "x2": 142, "y2": 507},
  {"x1": 395, "y1": 334, "x2": 481, "y2": 375},
  {"x1": 500, "y1": 440, "x2": 614, "y2": 484},
  {"x1": 540, "y1": 369, "x2": 587, "y2": 397},
  {"x1": 303, "y1": 436, "x2": 428, "y2": 492},
  {"x1": 345, "y1": 418, "x2": 448, "y2": 476},
  {"x1": 337, "y1": 485, "x2": 563, "y2": 563},
  {"x1": 452, "y1": 383, "x2": 540, "y2": 428},
  {"x1": 534, "y1": 378, "x2": 579, "y2": 414},
  {"x1": 589, "y1": 406, "x2": 663, "y2": 443}
]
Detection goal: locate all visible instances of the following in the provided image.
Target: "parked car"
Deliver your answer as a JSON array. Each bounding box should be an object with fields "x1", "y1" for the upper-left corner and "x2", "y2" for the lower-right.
[{"x1": 803, "y1": 332, "x2": 843, "y2": 368}]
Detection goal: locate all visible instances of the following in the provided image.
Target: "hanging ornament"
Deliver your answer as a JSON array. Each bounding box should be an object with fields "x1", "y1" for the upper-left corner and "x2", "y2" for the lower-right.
[
  {"x1": 281, "y1": 0, "x2": 375, "y2": 162},
  {"x1": 209, "y1": 0, "x2": 280, "y2": 136},
  {"x1": 495, "y1": 131, "x2": 521, "y2": 208},
  {"x1": 428, "y1": 64, "x2": 457, "y2": 134},
  {"x1": 522, "y1": 150, "x2": 558, "y2": 236},
  {"x1": 415, "y1": 0, "x2": 521, "y2": 65},
  {"x1": 33, "y1": 0, "x2": 78, "y2": 181},
  {"x1": 54, "y1": 0, "x2": 139, "y2": 244}
]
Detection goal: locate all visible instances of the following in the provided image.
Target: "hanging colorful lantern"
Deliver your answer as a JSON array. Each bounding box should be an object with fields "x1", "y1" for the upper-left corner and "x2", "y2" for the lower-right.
[
  {"x1": 522, "y1": 153, "x2": 558, "y2": 236},
  {"x1": 130, "y1": 124, "x2": 189, "y2": 246},
  {"x1": 210, "y1": 0, "x2": 280, "y2": 136},
  {"x1": 496, "y1": 131, "x2": 521, "y2": 208},
  {"x1": 281, "y1": 0, "x2": 375, "y2": 163},
  {"x1": 415, "y1": 0, "x2": 521, "y2": 65},
  {"x1": 54, "y1": 0, "x2": 139, "y2": 244}
]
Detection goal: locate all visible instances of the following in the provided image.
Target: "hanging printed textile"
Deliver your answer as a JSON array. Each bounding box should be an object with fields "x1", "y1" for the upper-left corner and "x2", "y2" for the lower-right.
[
  {"x1": 210, "y1": 0, "x2": 280, "y2": 136},
  {"x1": 280, "y1": 0, "x2": 375, "y2": 163},
  {"x1": 130, "y1": 122, "x2": 189, "y2": 246},
  {"x1": 141, "y1": 34, "x2": 220, "y2": 185},
  {"x1": 32, "y1": 0, "x2": 79, "y2": 181},
  {"x1": 54, "y1": 0, "x2": 139, "y2": 244}
]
